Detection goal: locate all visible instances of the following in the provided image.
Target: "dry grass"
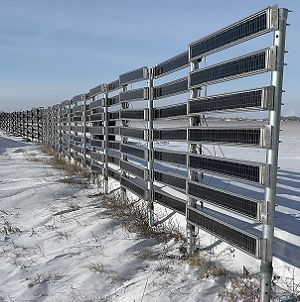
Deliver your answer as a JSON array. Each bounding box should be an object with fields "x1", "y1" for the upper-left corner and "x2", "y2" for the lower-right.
[
  {"x1": 40, "y1": 145, "x2": 91, "y2": 186},
  {"x1": 187, "y1": 251, "x2": 229, "y2": 279},
  {"x1": 27, "y1": 271, "x2": 64, "y2": 288},
  {"x1": 219, "y1": 267, "x2": 260, "y2": 302},
  {"x1": 91, "y1": 192, "x2": 184, "y2": 243}
]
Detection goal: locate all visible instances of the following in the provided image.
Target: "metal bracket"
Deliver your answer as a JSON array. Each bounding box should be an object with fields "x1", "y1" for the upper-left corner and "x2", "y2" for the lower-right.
[
  {"x1": 144, "y1": 87, "x2": 149, "y2": 100},
  {"x1": 268, "y1": 46, "x2": 277, "y2": 71},
  {"x1": 270, "y1": 4, "x2": 279, "y2": 31},
  {"x1": 262, "y1": 125, "x2": 272, "y2": 149},
  {"x1": 263, "y1": 86, "x2": 275, "y2": 110},
  {"x1": 261, "y1": 164, "x2": 270, "y2": 187},
  {"x1": 259, "y1": 200, "x2": 269, "y2": 224},
  {"x1": 144, "y1": 108, "x2": 149, "y2": 121},
  {"x1": 144, "y1": 129, "x2": 150, "y2": 141}
]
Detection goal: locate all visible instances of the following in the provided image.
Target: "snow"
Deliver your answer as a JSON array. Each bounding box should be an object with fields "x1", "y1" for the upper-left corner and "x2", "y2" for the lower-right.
[{"x1": 0, "y1": 123, "x2": 300, "y2": 301}]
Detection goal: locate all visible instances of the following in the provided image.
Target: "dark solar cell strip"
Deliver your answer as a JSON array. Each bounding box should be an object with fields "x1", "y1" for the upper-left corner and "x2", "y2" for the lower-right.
[
  {"x1": 153, "y1": 129, "x2": 186, "y2": 141},
  {"x1": 120, "y1": 177, "x2": 146, "y2": 198},
  {"x1": 154, "y1": 191, "x2": 186, "y2": 214},
  {"x1": 90, "y1": 84, "x2": 104, "y2": 97},
  {"x1": 119, "y1": 67, "x2": 147, "y2": 85},
  {"x1": 189, "y1": 89, "x2": 263, "y2": 113},
  {"x1": 187, "y1": 208, "x2": 257, "y2": 256},
  {"x1": 121, "y1": 145, "x2": 146, "y2": 159},
  {"x1": 189, "y1": 128, "x2": 261, "y2": 145},
  {"x1": 120, "y1": 160, "x2": 145, "y2": 179},
  {"x1": 120, "y1": 128, "x2": 144, "y2": 140},
  {"x1": 153, "y1": 150, "x2": 186, "y2": 166},
  {"x1": 190, "y1": 12, "x2": 267, "y2": 60},
  {"x1": 189, "y1": 156, "x2": 260, "y2": 183},
  {"x1": 188, "y1": 182, "x2": 258, "y2": 219},
  {"x1": 154, "y1": 104, "x2": 187, "y2": 119},
  {"x1": 119, "y1": 88, "x2": 145, "y2": 102},
  {"x1": 90, "y1": 99, "x2": 103, "y2": 109},
  {"x1": 154, "y1": 170, "x2": 186, "y2": 190},
  {"x1": 154, "y1": 77, "x2": 188, "y2": 99},
  {"x1": 120, "y1": 110, "x2": 145, "y2": 119},
  {"x1": 190, "y1": 52, "x2": 266, "y2": 87},
  {"x1": 153, "y1": 51, "x2": 189, "y2": 78}
]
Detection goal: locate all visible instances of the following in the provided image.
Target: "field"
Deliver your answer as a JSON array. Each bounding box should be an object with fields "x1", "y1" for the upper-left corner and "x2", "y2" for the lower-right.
[{"x1": 0, "y1": 121, "x2": 299, "y2": 301}]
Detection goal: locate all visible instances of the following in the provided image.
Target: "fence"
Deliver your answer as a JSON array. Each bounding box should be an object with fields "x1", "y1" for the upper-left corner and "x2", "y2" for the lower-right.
[{"x1": 0, "y1": 5, "x2": 289, "y2": 302}]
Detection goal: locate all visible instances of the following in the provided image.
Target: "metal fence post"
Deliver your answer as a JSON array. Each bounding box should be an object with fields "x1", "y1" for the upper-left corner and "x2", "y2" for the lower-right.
[
  {"x1": 260, "y1": 7, "x2": 289, "y2": 302},
  {"x1": 82, "y1": 95, "x2": 87, "y2": 166},
  {"x1": 147, "y1": 68, "x2": 154, "y2": 226},
  {"x1": 103, "y1": 85, "x2": 109, "y2": 194},
  {"x1": 120, "y1": 84, "x2": 128, "y2": 202},
  {"x1": 187, "y1": 59, "x2": 200, "y2": 256}
]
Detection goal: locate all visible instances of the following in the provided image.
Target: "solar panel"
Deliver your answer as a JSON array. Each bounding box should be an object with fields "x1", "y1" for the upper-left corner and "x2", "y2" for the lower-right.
[
  {"x1": 89, "y1": 84, "x2": 105, "y2": 98},
  {"x1": 153, "y1": 77, "x2": 188, "y2": 100},
  {"x1": 154, "y1": 170, "x2": 186, "y2": 190},
  {"x1": 188, "y1": 127, "x2": 262, "y2": 146},
  {"x1": 189, "y1": 48, "x2": 274, "y2": 88},
  {"x1": 188, "y1": 86, "x2": 274, "y2": 114},
  {"x1": 72, "y1": 94, "x2": 82, "y2": 102},
  {"x1": 90, "y1": 113, "x2": 103, "y2": 121},
  {"x1": 120, "y1": 160, "x2": 146, "y2": 180},
  {"x1": 119, "y1": 67, "x2": 148, "y2": 85},
  {"x1": 189, "y1": 155, "x2": 265, "y2": 184},
  {"x1": 73, "y1": 105, "x2": 82, "y2": 112},
  {"x1": 188, "y1": 181, "x2": 259, "y2": 220},
  {"x1": 153, "y1": 51, "x2": 189, "y2": 78},
  {"x1": 120, "y1": 128, "x2": 145, "y2": 140},
  {"x1": 120, "y1": 177, "x2": 147, "y2": 199},
  {"x1": 90, "y1": 127, "x2": 103, "y2": 135},
  {"x1": 90, "y1": 99, "x2": 104, "y2": 109},
  {"x1": 153, "y1": 129, "x2": 186, "y2": 141},
  {"x1": 91, "y1": 140, "x2": 103, "y2": 148},
  {"x1": 107, "y1": 79, "x2": 120, "y2": 92},
  {"x1": 119, "y1": 88, "x2": 147, "y2": 102},
  {"x1": 189, "y1": 5, "x2": 278, "y2": 61},
  {"x1": 121, "y1": 144, "x2": 146, "y2": 160},
  {"x1": 154, "y1": 191, "x2": 186, "y2": 214},
  {"x1": 153, "y1": 149, "x2": 187, "y2": 166},
  {"x1": 154, "y1": 103, "x2": 187, "y2": 119},
  {"x1": 187, "y1": 206, "x2": 260, "y2": 257},
  {"x1": 120, "y1": 109, "x2": 145, "y2": 120}
]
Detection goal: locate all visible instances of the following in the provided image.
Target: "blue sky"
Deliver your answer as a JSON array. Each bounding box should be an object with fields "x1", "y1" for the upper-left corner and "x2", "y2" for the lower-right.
[{"x1": 1, "y1": 0, "x2": 299, "y2": 116}]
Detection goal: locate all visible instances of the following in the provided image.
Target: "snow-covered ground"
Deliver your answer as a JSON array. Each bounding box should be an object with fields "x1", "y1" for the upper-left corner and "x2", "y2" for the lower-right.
[{"x1": 0, "y1": 123, "x2": 299, "y2": 301}]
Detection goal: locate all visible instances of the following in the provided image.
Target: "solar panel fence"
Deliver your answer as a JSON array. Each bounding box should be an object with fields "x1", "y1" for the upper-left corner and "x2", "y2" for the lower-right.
[{"x1": 0, "y1": 9, "x2": 288, "y2": 294}]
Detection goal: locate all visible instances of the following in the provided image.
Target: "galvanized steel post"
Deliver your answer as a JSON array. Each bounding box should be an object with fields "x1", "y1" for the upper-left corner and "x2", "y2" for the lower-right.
[
  {"x1": 260, "y1": 7, "x2": 288, "y2": 302},
  {"x1": 103, "y1": 85, "x2": 109, "y2": 194},
  {"x1": 147, "y1": 68, "x2": 154, "y2": 227},
  {"x1": 82, "y1": 94, "x2": 87, "y2": 166},
  {"x1": 187, "y1": 59, "x2": 199, "y2": 256}
]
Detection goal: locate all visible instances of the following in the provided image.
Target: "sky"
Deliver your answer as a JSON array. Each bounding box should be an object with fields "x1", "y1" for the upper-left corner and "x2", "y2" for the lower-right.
[{"x1": 1, "y1": 0, "x2": 299, "y2": 116}]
